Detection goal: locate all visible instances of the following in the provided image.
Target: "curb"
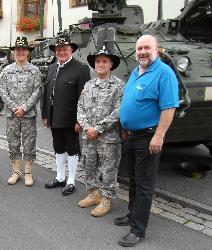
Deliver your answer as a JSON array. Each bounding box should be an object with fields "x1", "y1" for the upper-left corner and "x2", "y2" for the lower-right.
[{"x1": 154, "y1": 187, "x2": 212, "y2": 216}]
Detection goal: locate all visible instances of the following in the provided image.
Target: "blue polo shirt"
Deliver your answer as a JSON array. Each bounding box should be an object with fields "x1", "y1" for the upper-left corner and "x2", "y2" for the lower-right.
[{"x1": 120, "y1": 57, "x2": 179, "y2": 130}]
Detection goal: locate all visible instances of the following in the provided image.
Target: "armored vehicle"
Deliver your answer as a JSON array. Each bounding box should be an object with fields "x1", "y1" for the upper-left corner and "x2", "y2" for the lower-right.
[
  {"x1": 31, "y1": 0, "x2": 212, "y2": 155},
  {"x1": 0, "y1": 47, "x2": 12, "y2": 72},
  {"x1": 30, "y1": 38, "x2": 56, "y2": 81},
  {"x1": 140, "y1": 0, "x2": 212, "y2": 155}
]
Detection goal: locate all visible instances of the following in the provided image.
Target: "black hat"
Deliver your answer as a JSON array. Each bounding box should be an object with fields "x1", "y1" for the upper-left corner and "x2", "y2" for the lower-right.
[
  {"x1": 10, "y1": 37, "x2": 34, "y2": 52},
  {"x1": 87, "y1": 46, "x2": 120, "y2": 71},
  {"x1": 49, "y1": 34, "x2": 78, "y2": 53}
]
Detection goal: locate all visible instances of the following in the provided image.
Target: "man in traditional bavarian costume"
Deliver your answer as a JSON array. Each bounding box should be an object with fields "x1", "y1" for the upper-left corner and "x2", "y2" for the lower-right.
[
  {"x1": 0, "y1": 37, "x2": 42, "y2": 186},
  {"x1": 42, "y1": 34, "x2": 90, "y2": 196},
  {"x1": 77, "y1": 47, "x2": 124, "y2": 217}
]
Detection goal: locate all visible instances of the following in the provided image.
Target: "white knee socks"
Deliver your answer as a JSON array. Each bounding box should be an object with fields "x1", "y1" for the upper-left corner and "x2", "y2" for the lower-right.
[
  {"x1": 67, "y1": 155, "x2": 79, "y2": 185},
  {"x1": 56, "y1": 153, "x2": 66, "y2": 182}
]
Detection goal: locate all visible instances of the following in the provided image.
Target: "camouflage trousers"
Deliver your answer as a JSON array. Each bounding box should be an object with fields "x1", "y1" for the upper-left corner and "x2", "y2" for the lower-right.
[
  {"x1": 6, "y1": 117, "x2": 37, "y2": 160},
  {"x1": 82, "y1": 139, "x2": 121, "y2": 199}
]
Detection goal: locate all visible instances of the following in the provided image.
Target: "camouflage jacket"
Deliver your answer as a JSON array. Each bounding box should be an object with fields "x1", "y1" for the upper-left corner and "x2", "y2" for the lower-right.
[
  {"x1": 0, "y1": 62, "x2": 42, "y2": 117},
  {"x1": 77, "y1": 75, "x2": 125, "y2": 143}
]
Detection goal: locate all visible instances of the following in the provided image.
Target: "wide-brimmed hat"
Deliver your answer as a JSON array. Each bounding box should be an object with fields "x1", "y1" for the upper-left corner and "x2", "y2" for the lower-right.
[
  {"x1": 87, "y1": 46, "x2": 120, "y2": 71},
  {"x1": 10, "y1": 37, "x2": 34, "y2": 52},
  {"x1": 49, "y1": 34, "x2": 78, "y2": 53}
]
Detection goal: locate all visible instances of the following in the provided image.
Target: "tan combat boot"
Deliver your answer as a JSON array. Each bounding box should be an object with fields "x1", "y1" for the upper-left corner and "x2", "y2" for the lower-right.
[
  {"x1": 91, "y1": 196, "x2": 111, "y2": 217},
  {"x1": 8, "y1": 160, "x2": 21, "y2": 185},
  {"x1": 24, "y1": 160, "x2": 33, "y2": 187},
  {"x1": 78, "y1": 190, "x2": 101, "y2": 208}
]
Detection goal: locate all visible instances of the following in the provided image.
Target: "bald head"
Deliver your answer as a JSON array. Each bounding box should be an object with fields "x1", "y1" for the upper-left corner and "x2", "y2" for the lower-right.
[
  {"x1": 136, "y1": 35, "x2": 158, "y2": 49},
  {"x1": 136, "y1": 35, "x2": 158, "y2": 69}
]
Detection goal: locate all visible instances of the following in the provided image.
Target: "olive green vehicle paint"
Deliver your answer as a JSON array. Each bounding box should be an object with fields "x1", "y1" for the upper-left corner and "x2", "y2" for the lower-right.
[{"x1": 31, "y1": 0, "x2": 212, "y2": 156}]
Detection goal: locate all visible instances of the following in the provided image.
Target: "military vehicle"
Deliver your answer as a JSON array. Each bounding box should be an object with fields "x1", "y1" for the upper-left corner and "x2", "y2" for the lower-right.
[
  {"x1": 0, "y1": 47, "x2": 11, "y2": 72},
  {"x1": 140, "y1": 0, "x2": 212, "y2": 156},
  {"x1": 30, "y1": 38, "x2": 56, "y2": 81},
  {"x1": 31, "y1": 0, "x2": 212, "y2": 156}
]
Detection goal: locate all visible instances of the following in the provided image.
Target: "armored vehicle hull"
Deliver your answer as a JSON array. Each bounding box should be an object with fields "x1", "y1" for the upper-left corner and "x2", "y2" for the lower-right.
[
  {"x1": 31, "y1": 0, "x2": 212, "y2": 155},
  {"x1": 139, "y1": 0, "x2": 212, "y2": 154}
]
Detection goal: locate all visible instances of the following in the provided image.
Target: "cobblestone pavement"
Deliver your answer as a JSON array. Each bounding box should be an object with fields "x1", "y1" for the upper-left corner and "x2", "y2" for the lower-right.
[{"x1": 0, "y1": 134, "x2": 212, "y2": 238}]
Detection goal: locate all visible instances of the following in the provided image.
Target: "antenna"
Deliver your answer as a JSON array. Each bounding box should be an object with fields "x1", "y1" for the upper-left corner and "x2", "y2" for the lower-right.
[
  {"x1": 57, "y1": 0, "x2": 62, "y2": 32},
  {"x1": 157, "y1": 0, "x2": 163, "y2": 20}
]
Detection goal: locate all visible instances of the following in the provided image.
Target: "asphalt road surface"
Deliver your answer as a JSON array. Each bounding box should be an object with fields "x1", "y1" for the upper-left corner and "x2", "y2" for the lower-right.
[
  {"x1": 0, "y1": 149, "x2": 212, "y2": 250},
  {"x1": 0, "y1": 108, "x2": 212, "y2": 249}
]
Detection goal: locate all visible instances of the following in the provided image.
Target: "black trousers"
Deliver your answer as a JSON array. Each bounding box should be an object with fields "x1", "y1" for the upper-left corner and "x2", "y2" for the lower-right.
[
  {"x1": 50, "y1": 106, "x2": 80, "y2": 156},
  {"x1": 124, "y1": 130, "x2": 161, "y2": 236},
  {"x1": 51, "y1": 127, "x2": 80, "y2": 156}
]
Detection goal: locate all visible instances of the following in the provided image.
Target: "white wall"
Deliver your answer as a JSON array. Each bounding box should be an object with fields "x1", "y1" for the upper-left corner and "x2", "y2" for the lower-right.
[
  {"x1": 127, "y1": 0, "x2": 186, "y2": 22},
  {"x1": 0, "y1": 0, "x2": 188, "y2": 46},
  {"x1": 0, "y1": 0, "x2": 17, "y2": 47},
  {"x1": 54, "y1": 0, "x2": 186, "y2": 33},
  {"x1": 0, "y1": 0, "x2": 43, "y2": 47}
]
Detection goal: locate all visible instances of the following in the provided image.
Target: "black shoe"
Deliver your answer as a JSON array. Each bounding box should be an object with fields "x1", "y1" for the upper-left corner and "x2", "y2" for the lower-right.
[
  {"x1": 114, "y1": 215, "x2": 130, "y2": 226},
  {"x1": 118, "y1": 232, "x2": 144, "y2": 247},
  {"x1": 45, "y1": 179, "x2": 66, "y2": 189},
  {"x1": 62, "y1": 184, "x2": 75, "y2": 196}
]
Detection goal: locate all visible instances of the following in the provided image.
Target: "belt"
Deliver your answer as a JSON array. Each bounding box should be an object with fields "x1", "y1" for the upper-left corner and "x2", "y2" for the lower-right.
[{"x1": 125, "y1": 127, "x2": 156, "y2": 136}]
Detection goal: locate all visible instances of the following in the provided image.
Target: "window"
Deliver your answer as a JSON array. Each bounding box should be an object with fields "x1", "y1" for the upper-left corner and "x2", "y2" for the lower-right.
[
  {"x1": 18, "y1": 0, "x2": 46, "y2": 18},
  {"x1": 69, "y1": 0, "x2": 88, "y2": 8},
  {"x1": 24, "y1": 0, "x2": 46, "y2": 17},
  {"x1": 25, "y1": 0, "x2": 39, "y2": 16},
  {"x1": 0, "y1": 0, "x2": 3, "y2": 18},
  {"x1": 17, "y1": 0, "x2": 47, "y2": 32}
]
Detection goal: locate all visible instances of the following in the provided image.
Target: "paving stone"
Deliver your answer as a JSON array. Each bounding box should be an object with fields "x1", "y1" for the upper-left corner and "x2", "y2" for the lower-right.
[
  {"x1": 152, "y1": 200, "x2": 159, "y2": 207},
  {"x1": 181, "y1": 207, "x2": 198, "y2": 216},
  {"x1": 118, "y1": 193, "x2": 129, "y2": 202},
  {"x1": 178, "y1": 211, "x2": 204, "y2": 224},
  {"x1": 36, "y1": 156, "x2": 54, "y2": 164},
  {"x1": 0, "y1": 146, "x2": 8, "y2": 150},
  {"x1": 197, "y1": 213, "x2": 212, "y2": 221},
  {"x1": 118, "y1": 190, "x2": 128, "y2": 197},
  {"x1": 185, "y1": 222, "x2": 205, "y2": 231},
  {"x1": 35, "y1": 160, "x2": 50, "y2": 166},
  {"x1": 160, "y1": 211, "x2": 187, "y2": 224},
  {"x1": 151, "y1": 206, "x2": 163, "y2": 214},
  {"x1": 155, "y1": 197, "x2": 169, "y2": 204},
  {"x1": 202, "y1": 228, "x2": 212, "y2": 237},
  {"x1": 76, "y1": 178, "x2": 84, "y2": 183},
  {"x1": 42, "y1": 163, "x2": 54, "y2": 170},
  {"x1": 157, "y1": 203, "x2": 204, "y2": 224},
  {"x1": 35, "y1": 158, "x2": 47, "y2": 163},
  {"x1": 168, "y1": 202, "x2": 183, "y2": 209},
  {"x1": 157, "y1": 203, "x2": 180, "y2": 215},
  {"x1": 203, "y1": 221, "x2": 212, "y2": 229},
  {"x1": 120, "y1": 184, "x2": 129, "y2": 191}
]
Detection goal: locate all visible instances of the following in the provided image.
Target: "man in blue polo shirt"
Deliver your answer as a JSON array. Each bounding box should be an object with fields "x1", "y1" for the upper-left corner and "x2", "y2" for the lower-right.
[{"x1": 115, "y1": 35, "x2": 179, "y2": 247}]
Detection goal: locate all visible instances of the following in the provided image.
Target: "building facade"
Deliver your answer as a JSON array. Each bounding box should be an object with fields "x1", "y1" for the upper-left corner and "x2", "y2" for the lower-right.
[{"x1": 0, "y1": 0, "x2": 186, "y2": 46}]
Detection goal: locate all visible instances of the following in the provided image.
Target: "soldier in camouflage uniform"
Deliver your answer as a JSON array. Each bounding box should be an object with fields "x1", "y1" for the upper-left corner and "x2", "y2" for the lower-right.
[
  {"x1": 77, "y1": 47, "x2": 124, "y2": 217},
  {"x1": 0, "y1": 37, "x2": 42, "y2": 186}
]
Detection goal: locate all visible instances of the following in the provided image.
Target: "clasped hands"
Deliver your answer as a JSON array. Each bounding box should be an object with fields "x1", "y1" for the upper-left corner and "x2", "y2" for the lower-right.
[
  {"x1": 85, "y1": 127, "x2": 99, "y2": 140},
  {"x1": 12, "y1": 107, "x2": 25, "y2": 118},
  {"x1": 75, "y1": 124, "x2": 99, "y2": 140}
]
